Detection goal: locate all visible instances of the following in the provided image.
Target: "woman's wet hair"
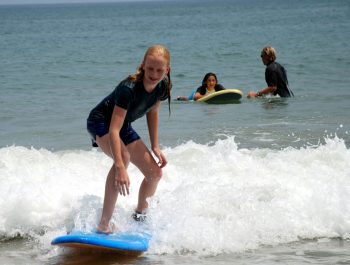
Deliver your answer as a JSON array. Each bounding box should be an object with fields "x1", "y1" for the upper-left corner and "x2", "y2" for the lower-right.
[
  {"x1": 201, "y1": 72, "x2": 218, "y2": 87},
  {"x1": 128, "y1": 45, "x2": 172, "y2": 114}
]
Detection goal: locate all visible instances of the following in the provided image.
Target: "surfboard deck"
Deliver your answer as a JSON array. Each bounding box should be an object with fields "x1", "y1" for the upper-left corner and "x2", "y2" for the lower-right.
[
  {"x1": 197, "y1": 89, "x2": 243, "y2": 104},
  {"x1": 51, "y1": 231, "x2": 150, "y2": 256}
]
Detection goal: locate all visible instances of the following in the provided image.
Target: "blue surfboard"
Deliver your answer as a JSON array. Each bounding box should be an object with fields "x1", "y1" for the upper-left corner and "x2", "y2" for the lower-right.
[{"x1": 51, "y1": 231, "x2": 150, "y2": 255}]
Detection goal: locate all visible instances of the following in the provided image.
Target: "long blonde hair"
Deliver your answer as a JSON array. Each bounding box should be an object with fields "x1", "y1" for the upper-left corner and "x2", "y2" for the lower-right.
[{"x1": 129, "y1": 45, "x2": 172, "y2": 113}]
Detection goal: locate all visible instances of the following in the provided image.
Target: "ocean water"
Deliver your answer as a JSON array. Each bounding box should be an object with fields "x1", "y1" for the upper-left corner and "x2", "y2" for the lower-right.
[{"x1": 1, "y1": 0, "x2": 350, "y2": 264}]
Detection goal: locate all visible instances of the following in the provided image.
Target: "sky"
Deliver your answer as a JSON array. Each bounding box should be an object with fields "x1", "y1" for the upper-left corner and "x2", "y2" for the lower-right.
[{"x1": 0, "y1": 0, "x2": 156, "y2": 5}]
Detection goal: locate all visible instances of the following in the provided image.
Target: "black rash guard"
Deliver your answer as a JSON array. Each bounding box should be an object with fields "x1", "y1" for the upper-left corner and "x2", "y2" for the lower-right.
[
  {"x1": 87, "y1": 77, "x2": 169, "y2": 126},
  {"x1": 195, "y1": 84, "x2": 225, "y2": 95},
  {"x1": 265, "y1": 61, "x2": 293, "y2": 97}
]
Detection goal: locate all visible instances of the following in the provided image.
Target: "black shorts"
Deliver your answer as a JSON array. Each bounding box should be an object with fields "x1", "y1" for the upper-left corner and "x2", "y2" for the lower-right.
[{"x1": 87, "y1": 120, "x2": 140, "y2": 147}]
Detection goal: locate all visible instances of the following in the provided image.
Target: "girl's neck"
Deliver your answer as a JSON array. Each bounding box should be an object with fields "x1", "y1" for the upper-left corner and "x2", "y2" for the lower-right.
[
  {"x1": 207, "y1": 86, "x2": 215, "y2": 92},
  {"x1": 143, "y1": 81, "x2": 155, "y2": 93}
]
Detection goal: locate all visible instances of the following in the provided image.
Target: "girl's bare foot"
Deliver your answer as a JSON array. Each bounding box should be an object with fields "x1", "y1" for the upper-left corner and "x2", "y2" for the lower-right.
[{"x1": 96, "y1": 223, "x2": 117, "y2": 234}]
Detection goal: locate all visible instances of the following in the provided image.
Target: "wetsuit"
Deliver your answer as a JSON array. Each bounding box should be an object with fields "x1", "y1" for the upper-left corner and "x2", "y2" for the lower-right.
[
  {"x1": 265, "y1": 61, "x2": 293, "y2": 97},
  {"x1": 195, "y1": 84, "x2": 225, "y2": 95},
  {"x1": 87, "y1": 77, "x2": 169, "y2": 146}
]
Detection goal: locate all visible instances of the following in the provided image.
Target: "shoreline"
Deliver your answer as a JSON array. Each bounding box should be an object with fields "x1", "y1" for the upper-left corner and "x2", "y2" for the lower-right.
[{"x1": 1, "y1": 237, "x2": 350, "y2": 265}]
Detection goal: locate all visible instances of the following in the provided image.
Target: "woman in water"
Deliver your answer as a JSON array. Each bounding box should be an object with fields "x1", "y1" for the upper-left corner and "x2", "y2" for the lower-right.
[{"x1": 177, "y1": 72, "x2": 225, "y2": 101}]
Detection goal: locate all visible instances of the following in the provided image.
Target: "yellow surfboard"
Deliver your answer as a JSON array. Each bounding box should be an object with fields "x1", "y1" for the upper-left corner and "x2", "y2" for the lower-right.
[{"x1": 196, "y1": 89, "x2": 243, "y2": 104}]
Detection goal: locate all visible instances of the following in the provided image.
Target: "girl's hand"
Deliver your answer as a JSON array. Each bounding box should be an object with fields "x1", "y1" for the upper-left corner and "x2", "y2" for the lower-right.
[
  {"x1": 152, "y1": 147, "x2": 167, "y2": 168},
  {"x1": 115, "y1": 167, "x2": 130, "y2": 196}
]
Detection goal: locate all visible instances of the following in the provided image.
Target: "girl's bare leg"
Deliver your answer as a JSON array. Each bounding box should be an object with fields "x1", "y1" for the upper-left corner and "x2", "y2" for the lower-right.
[
  {"x1": 95, "y1": 134, "x2": 129, "y2": 233},
  {"x1": 127, "y1": 140, "x2": 162, "y2": 213},
  {"x1": 97, "y1": 165, "x2": 118, "y2": 233}
]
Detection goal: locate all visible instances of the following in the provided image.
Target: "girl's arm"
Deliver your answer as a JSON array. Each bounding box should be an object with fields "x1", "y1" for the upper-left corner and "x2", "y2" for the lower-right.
[
  {"x1": 193, "y1": 92, "x2": 203, "y2": 101},
  {"x1": 193, "y1": 86, "x2": 203, "y2": 101},
  {"x1": 109, "y1": 106, "x2": 130, "y2": 195},
  {"x1": 146, "y1": 101, "x2": 167, "y2": 168}
]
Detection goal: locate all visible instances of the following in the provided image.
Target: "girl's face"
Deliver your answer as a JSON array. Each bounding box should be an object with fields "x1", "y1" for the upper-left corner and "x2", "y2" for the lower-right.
[
  {"x1": 142, "y1": 54, "x2": 169, "y2": 91},
  {"x1": 206, "y1": 75, "x2": 217, "y2": 90}
]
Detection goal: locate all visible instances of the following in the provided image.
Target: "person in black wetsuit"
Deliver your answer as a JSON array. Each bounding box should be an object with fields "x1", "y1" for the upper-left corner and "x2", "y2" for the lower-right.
[
  {"x1": 247, "y1": 46, "x2": 293, "y2": 98},
  {"x1": 87, "y1": 45, "x2": 172, "y2": 233},
  {"x1": 176, "y1": 72, "x2": 225, "y2": 101}
]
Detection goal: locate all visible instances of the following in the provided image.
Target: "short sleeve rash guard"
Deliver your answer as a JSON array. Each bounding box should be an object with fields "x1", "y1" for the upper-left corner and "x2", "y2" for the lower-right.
[
  {"x1": 87, "y1": 77, "x2": 169, "y2": 125},
  {"x1": 265, "y1": 62, "x2": 292, "y2": 97},
  {"x1": 196, "y1": 84, "x2": 225, "y2": 95}
]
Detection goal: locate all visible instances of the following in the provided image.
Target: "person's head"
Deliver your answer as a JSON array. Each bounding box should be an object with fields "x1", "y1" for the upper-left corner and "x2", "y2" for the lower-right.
[
  {"x1": 130, "y1": 45, "x2": 171, "y2": 83},
  {"x1": 129, "y1": 45, "x2": 172, "y2": 108},
  {"x1": 202, "y1": 72, "x2": 218, "y2": 90},
  {"x1": 261, "y1": 46, "x2": 277, "y2": 65},
  {"x1": 141, "y1": 45, "x2": 170, "y2": 88}
]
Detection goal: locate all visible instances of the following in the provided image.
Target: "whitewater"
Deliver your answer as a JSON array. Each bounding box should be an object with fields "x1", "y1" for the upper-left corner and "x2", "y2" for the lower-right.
[{"x1": 1, "y1": 136, "x2": 349, "y2": 259}]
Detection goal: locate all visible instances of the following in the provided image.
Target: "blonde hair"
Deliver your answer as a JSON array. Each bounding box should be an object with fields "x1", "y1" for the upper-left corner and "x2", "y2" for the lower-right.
[
  {"x1": 129, "y1": 45, "x2": 171, "y2": 82},
  {"x1": 261, "y1": 46, "x2": 277, "y2": 62},
  {"x1": 129, "y1": 45, "x2": 172, "y2": 113}
]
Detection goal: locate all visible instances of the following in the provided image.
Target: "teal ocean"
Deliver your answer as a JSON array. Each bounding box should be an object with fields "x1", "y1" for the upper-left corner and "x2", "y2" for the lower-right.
[{"x1": 1, "y1": 0, "x2": 350, "y2": 264}]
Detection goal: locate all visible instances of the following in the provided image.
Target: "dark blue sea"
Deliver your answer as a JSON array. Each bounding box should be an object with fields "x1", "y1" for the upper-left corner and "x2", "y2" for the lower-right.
[{"x1": 1, "y1": 0, "x2": 350, "y2": 264}]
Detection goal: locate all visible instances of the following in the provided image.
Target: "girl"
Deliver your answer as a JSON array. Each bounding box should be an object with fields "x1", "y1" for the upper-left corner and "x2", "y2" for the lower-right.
[
  {"x1": 193, "y1": 72, "x2": 225, "y2": 101},
  {"x1": 87, "y1": 45, "x2": 172, "y2": 233},
  {"x1": 176, "y1": 72, "x2": 225, "y2": 101}
]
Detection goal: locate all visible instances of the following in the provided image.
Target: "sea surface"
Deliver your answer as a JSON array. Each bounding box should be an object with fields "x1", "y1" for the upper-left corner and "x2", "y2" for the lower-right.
[{"x1": 1, "y1": 0, "x2": 350, "y2": 264}]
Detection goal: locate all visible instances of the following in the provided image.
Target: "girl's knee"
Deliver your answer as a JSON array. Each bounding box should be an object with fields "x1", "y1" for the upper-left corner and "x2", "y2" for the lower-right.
[{"x1": 148, "y1": 167, "x2": 162, "y2": 182}]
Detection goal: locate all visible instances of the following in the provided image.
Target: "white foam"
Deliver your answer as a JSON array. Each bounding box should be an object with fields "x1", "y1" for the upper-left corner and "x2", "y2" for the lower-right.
[{"x1": 0, "y1": 136, "x2": 349, "y2": 255}]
